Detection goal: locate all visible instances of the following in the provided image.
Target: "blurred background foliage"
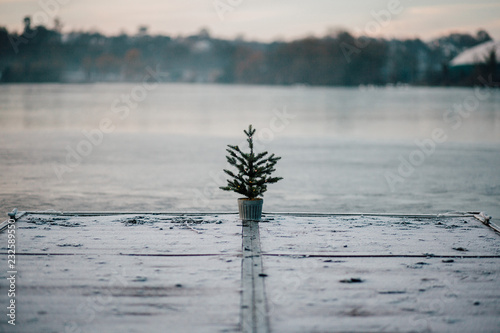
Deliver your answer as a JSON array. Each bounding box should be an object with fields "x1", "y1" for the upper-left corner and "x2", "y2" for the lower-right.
[{"x1": 0, "y1": 16, "x2": 497, "y2": 86}]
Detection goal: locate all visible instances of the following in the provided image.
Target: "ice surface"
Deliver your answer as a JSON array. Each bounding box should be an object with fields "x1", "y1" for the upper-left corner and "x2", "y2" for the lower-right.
[{"x1": 0, "y1": 84, "x2": 499, "y2": 219}]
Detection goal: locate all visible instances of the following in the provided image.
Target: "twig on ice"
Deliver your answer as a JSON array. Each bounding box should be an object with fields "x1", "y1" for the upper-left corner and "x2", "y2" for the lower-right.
[{"x1": 184, "y1": 220, "x2": 202, "y2": 234}]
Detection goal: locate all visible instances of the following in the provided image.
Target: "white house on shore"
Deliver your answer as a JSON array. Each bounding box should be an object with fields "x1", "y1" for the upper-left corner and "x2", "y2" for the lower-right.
[
  {"x1": 448, "y1": 40, "x2": 499, "y2": 85},
  {"x1": 450, "y1": 40, "x2": 500, "y2": 66}
]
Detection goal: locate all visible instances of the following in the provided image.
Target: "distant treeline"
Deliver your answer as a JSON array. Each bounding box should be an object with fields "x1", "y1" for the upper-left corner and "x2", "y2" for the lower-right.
[{"x1": 0, "y1": 17, "x2": 497, "y2": 86}]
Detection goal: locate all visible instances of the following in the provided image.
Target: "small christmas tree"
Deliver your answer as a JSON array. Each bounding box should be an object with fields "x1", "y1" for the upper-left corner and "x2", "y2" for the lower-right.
[{"x1": 220, "y1": 125, "x2": 283, "y2": 199}]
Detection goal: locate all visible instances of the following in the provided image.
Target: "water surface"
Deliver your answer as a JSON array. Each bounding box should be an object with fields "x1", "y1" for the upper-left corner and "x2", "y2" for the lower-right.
[{"x1": 0, "y1": 83, "x2": 499, "y2": 217}]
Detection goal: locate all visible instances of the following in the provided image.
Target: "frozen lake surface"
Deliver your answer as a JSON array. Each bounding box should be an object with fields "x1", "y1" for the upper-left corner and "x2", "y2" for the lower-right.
[{"x1": 0, "y1": 83, "x2": 499, "y2": 217}]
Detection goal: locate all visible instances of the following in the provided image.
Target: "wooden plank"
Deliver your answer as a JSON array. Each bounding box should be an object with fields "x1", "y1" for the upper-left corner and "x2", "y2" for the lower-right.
[
  {"x1": 0, "y1": 213, "x2": 243, "y2": 333},
  {"x1": 259, "y1": 214, "x2": 500, "y2": 333},
  {"x1": 241, "y1": 220, "x2": 270, "y2": 333},
  {"x1": 1, "y1": 212, "x2": 498, "y2": 332}
]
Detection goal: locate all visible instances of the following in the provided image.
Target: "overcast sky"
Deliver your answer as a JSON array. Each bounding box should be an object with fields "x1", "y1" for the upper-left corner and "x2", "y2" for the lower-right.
[{"x1": 1, "y1": 0, "x2": 499, "y2": 41}]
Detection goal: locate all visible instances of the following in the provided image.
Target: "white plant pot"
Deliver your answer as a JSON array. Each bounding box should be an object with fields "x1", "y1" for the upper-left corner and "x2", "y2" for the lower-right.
[{"x1": 238, "y1": 198, "x2": 263, "y2": 221}]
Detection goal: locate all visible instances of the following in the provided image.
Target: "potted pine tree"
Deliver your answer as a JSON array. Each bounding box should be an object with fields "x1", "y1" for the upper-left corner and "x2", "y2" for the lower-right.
[{"x1": 220, "y1": 125, "x2": 283, "y2": 221}]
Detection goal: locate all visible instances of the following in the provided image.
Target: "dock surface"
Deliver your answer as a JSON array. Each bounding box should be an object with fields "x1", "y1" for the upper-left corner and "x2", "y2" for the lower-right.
[{"x1": 0, "y1": 212, "x2": 499, "y2": 333}]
